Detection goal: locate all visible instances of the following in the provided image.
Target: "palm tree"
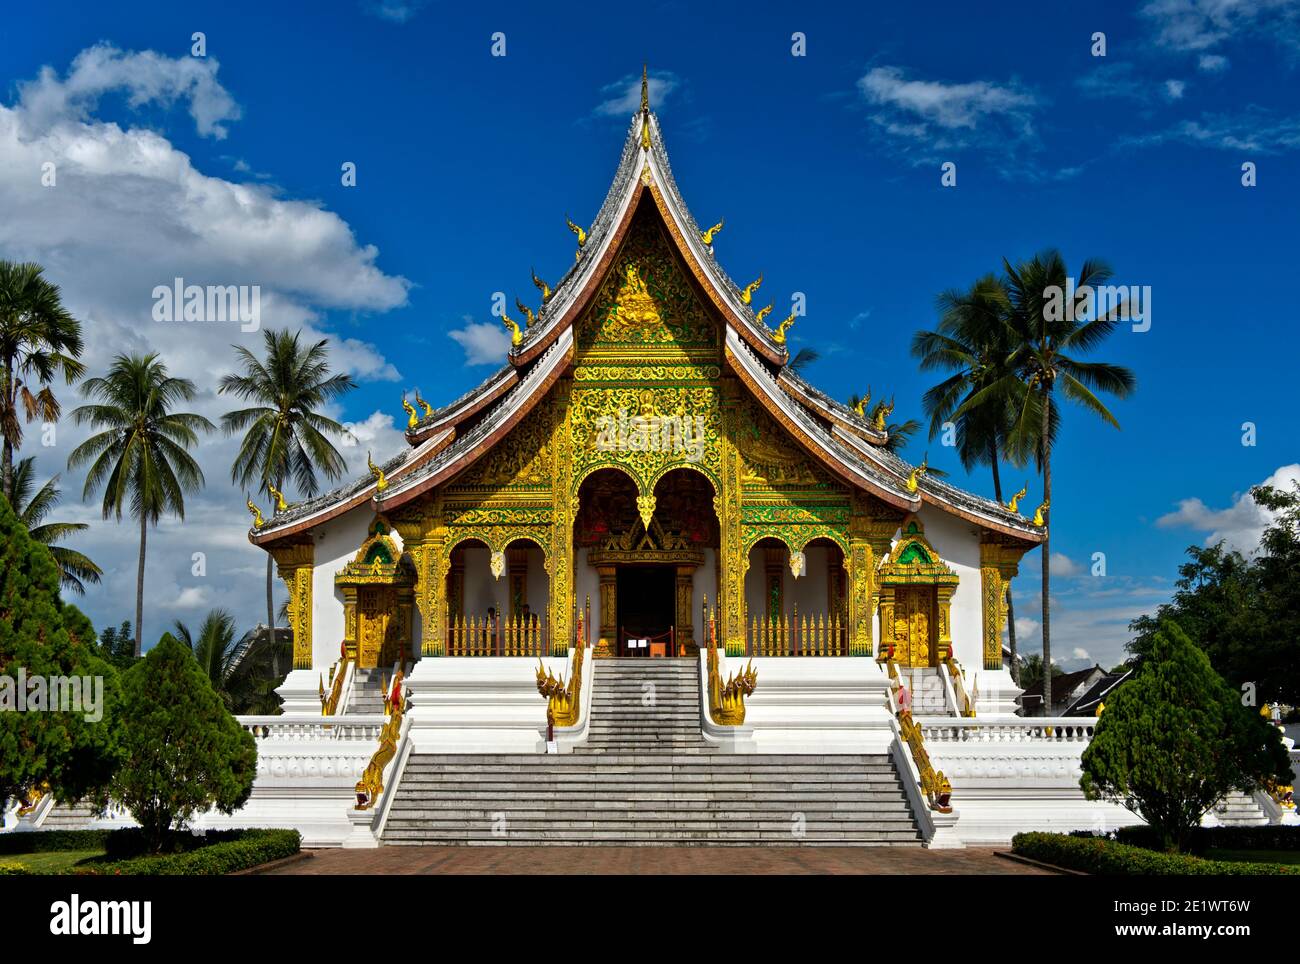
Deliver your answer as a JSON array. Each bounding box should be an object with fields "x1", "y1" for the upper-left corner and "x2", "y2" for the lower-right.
[
  {"x1": 67, "y1": 354, "x2": 215, "y2": 657},
  {"x1": 960, "y1": 252, "x2": 1136, "y2": 711},
  {"x1": 173, "y1": 609, "x2": 285, "y2": 712},
  {"x1": 912, "y1": 275, "x2": 1027, "y2": 680},
  {"x1": 2, "y1": 456, "x2": 102, "y2": 594},
  {"x1": 787, "y1": 347, "x2": 820, "y2": 375},
  {"x1": 0, "y1": 261, "x2": 85, "y2": 497},
  {"x1": 174, "y1": 609, "x2": 241, "y2": 705},
  {"x1": 219, "y1": 330, "x2": 355, "y2": 637}
]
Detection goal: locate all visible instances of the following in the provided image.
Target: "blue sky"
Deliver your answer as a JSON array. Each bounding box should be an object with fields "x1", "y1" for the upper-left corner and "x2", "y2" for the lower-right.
[{"x1": 1, "y1": 0, "x2": 1297, "y2": 667}]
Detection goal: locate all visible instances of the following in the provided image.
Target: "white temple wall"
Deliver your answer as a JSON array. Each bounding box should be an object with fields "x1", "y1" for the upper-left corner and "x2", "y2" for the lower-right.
[
  {"x1": 310, "y1": 504, "x2": 377, "y2": 671},
  {"x1": 742, "y1": 543, "x2": 835, "y2": 626},
  {"x1": 913, "y1": 505, "x2": 984, "y2": 670}
]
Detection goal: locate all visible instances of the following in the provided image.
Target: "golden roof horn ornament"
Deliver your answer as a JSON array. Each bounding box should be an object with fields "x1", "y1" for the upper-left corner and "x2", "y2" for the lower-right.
[
  {"x1": 246, "y1": 497, "x2": 265, "y2": 530},
  {"x1": 907, "y1": 457, "x2": 929, "y2": 495},
  {"x1": 367, "y1": 451, "x2": 388, "y2": 493},
  {"x1": 267, "y1": 482, "x2": 287, "y2": 513},
  {"x1": 700, "y1": 219, "x2": 724, "y2": 245},
  {"x1": 740, "y1": 273, "x2": 763, "y2": 305},
  {"x1": 872, "y1": 397, "x2": 894, "y2": 432},
  {"x1": 414, "y1": 390, "x2": 433, "y2": 419},
  {"x1": 516, "y1": 297, "x2": 537, "y2": 328},
  {"x1": 754, "y1": 303, "x2": 773, "y2": 325},
  {"x1": 773, "y1": 311, "x2": 797, "y2": 344},
  {"x1": 1032, "y1": 499, "x2": 1050, "y2": 527},
  {"x1": 401, "y1": 393, "x2": 418, "y2": 430},
  {"x1": 501, "y1": 309, "x2": 523, "y2": 347},
  {"x1": 852, "y1": 389, "x2": 871, "y2": 417},
  {"x1": 566, "y1": 215, "x2": 587, "y2": 250},
  {"x1": 531, "y1": 267, "x2": 551, "y2": 303},
  {"x1": 1007, "y1": 484, "x2": 1028, "y2": 515}
]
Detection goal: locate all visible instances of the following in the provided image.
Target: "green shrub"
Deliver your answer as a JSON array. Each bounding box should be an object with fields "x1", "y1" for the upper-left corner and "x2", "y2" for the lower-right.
[
  {"x1": 74, "y1": 828, "x2": 300, "y2": 876},
  {"x1": 0, "y1": 860, "x2": 30, "y2": 875},
  {"x1": 1114, "y1": 824, "x2": 1300, "y2": 854},
  {"x1": 98, "y1": 633, "x2": 257, "y2": 851},
  {"x1": 1013, "y1": 832, "x2": 1298, "y2": 875},
  {"x1": 0, "y1": 829, "x2": 110, "y2": 855}
]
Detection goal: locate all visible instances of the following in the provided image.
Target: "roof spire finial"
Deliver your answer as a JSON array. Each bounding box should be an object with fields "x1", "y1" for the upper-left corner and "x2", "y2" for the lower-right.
[{"x1": 640, "y1": 63, "x2": 649, "y2": 114}]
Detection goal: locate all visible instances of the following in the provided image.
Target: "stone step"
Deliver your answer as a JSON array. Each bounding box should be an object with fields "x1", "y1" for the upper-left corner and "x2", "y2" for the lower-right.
[{"x1": 383, "y1": 831, "x2": 924, "y2": 845}]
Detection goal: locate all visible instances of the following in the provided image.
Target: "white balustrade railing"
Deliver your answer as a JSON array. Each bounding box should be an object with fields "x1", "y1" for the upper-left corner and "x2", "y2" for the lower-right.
[
  {"x1": 238, "y1": 714, "x2": 388, "y2": 743},
  {"x1": 917, "y1": 718, "x2": 1096, "y2": 744}
]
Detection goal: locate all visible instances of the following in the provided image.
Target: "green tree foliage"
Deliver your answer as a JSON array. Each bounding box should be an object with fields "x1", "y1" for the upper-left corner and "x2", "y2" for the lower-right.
[
  {"x1": 96, "y1": 621, "x2": 136, "y2": 671},
  {"x1": 174, "y1": 610, "x2": 286, "y2": 714},
  {"x1": 1128, "y1": 482, "x2": 1300, "y2": 705},
  {"x1": 3, "y1": 456, "x2": 102, "y2": 594},
  {"x1": 1081, "y1": 621, "x2": 1291, "y2": 853},
  {"x1": 0, "y1": 491, "x2": 121, "y2": 812},
  {"x1": 101, "y1": 633, "x2": 257, "y2": 852}
]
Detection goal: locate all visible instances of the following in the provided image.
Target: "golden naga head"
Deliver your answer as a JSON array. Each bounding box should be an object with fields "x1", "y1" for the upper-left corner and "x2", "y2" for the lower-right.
[
  {"x1": 754, "y1": 303, "x2": 773, "y2": 325},
  {"x1": 566, "y1": 216, "x2": 587, "y2": 247},
  {"x1": 367, "y1": 451, "x2": 388, "y2": 493},
  {"x1": 872, "y1": 397, "x2": 895, "y2": 432},
  {"x1": 906, "y1": 458, "x2": 928, "y2": 495},
  {"x1": 501, "y1": 310, "x2": 523, "y2": 347},
  {"x1": 852, "y1": 390, "x2": 871, "y2": 417},
  {"x1": 1032, "y1": 499, "x2": 1050, "y2": 527},
  {"x1": 401, "y1": 393, "x2": 418, "y2": 429},
  {"x1": 414, "y1": 390, "x2": 433, "y2": 419},
  {"x1": 700, "y1": 219, "x2": 724, "y2": 245},
  {"x1": 516, "y1": 297, "x2": 537, "y2": 327},
  {"x1": 267, "y1": 482, "x2": 287, "y2": 513},
  {"x1": 740, "y1": 273, "x2": 763, "y2": 305},
  {"x1": 1007, "y1": 484, "x2": 1028, "y2": 514},
  {"x1": 246, "y1": 497, "x2": 265, "y2": 529},
  {"x1": 531, "y1": 268, "x2": 552, "y2": 303},
  {"x1": 773, "y1": 312, "x2": 797, "y2": 344}
]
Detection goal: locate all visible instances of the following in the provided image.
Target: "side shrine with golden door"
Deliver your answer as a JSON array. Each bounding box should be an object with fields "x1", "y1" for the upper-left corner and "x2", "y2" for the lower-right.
[{"x1": 243, "y1": 74, "x2": 1064, "y2": 851}]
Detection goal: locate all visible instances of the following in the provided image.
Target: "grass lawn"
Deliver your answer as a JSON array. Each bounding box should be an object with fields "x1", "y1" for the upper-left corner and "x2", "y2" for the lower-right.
[
  {"x1": 1204, "y1": 848, "x2": 1300, "y2": 866},
  {"x1": 9, "y1": 849, "x2": 107, "y2": 874}
]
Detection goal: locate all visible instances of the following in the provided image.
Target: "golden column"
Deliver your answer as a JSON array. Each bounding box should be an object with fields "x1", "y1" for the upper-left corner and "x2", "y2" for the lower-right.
[
  {"x1": 394, "y1": 494, "x2": 448, "y2": 658},
  {"x1": 548, "y1": 382, "x2": 574, "y2": 655},
  {"x1": 717, "y1": 384, "x2": 746, "y2": 656},
  {"x1": 675, "y1": 565, "x2": 696, "y2": 655},
  {"x1": 596, "y1": 565, "x2": 617, "y2": 657},
  {"x1": 848, "y1": 495, "x2": 898, "y2": 658},
  {"x1": 979, "y1": 539, "x2": 1025, "y2": 670},
  {"x1": 269, "y1": 541, "x2": 314, "y2": 670}
]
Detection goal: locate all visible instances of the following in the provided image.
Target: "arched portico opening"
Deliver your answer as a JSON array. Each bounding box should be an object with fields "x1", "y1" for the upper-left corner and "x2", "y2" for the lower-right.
[
  {"x1": 574, "y1": 466, "x2": 718, "y2": 657},
  {"x1": 445, "y1": 535, "x2": 550, "y2": 656},
  {"x1": 742, "y1": 535, "x2": 848, "y2": 656}
]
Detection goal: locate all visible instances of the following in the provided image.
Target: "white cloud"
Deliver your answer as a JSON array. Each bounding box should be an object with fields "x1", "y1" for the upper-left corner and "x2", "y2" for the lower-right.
[
  {"x1": 339, "y1": 410, "x2": 408, "y2": 469},
  {"x1": 362, "y1": 0, "x2": 429, "y2": 22},
  {"x1": 1156, "y1": 463, "x2": 1300, "y2": 553},
  {"x1": 1164, "y1": 79, "x2": 1187, "y2": 99},
  {"x1": 448, "y1": 320, "x2": 510, "y2": 365},
  {"x1": 1051, "y1": 552, "x2": 1083, "y2": 577},
  {"x1": 17, "y1": 43, "x2": 241, "y2": 139},
  {"x1": 1198, "y1": 53, "x2": 1231, "y2": 72},
  {"x1": 856, "y1": 66, "x2": 1039, "y2": 165},
  {"x1": 1071, "y1": 647, "x2": 1091, "y2": 661},
  {"x1": 1, "y1": 45, "x2": 412, "y2": 639},
  {"x1": 594, "y1": 71, "x2": 680, "y2": 117},
  {"x1": 1014, "y1": 616, "x2": 1040, "y2": 638},
  {"x1": 1141, "y1": 0, "x2": 1300, "y2": 53}
]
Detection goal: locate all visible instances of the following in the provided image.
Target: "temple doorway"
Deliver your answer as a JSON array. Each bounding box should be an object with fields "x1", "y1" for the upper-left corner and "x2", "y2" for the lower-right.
[{"x1": 615, "y1": 565, "x2": 675, "y2": 656}]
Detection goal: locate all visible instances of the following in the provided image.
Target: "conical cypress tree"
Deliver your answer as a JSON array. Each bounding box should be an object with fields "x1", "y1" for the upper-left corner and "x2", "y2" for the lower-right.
[
  {"x1": 0, "y1": 490, "x2": 122, "y2": 811},
  {"x1": 1081, "y1": 619, "x2": 1291, "y2": 852}
]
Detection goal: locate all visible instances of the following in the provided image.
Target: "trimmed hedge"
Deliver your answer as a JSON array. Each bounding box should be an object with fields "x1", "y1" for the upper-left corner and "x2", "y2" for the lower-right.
[
  {"x1": 0, "y1": 829, "x2": 111, "y2": 855},
  {"x1": 1114, "y1": 824, "x2": 1300, "y2": 854},
  {"x1": 1012, "y1": 832, "x2": 1299, "y2": 875},
  {"x1": 74, "y1": 829, "x2": 301, "y2": 876},
  {"x1": 0, "y1": 860, "x2": 29, "y2": 875}
]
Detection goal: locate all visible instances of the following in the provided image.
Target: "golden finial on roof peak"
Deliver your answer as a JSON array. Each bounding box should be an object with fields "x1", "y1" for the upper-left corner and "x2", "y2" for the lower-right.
[{"x1": 640, "y1": 63, "x2": 649, "y2": 114}]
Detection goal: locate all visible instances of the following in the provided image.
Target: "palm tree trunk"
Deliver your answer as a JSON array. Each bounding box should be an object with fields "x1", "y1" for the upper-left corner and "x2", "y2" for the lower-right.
[
  {"x1": 135, "y1": 510, "x2": 147, "y2": 658},
  {"x1": 1040, "y1": 392, "x2": 1052, "y2": 714},
  {"x1": 988, "y1": 443, "x2": 1021, "y2": 686},
  {"x1": 1, "y1": 356, "x2": 13, "y2": 499}
]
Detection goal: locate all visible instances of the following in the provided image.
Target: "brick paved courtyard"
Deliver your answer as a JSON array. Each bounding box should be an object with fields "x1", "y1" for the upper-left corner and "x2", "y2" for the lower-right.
[{"x1": 263, "y1": 846, "x2": 1051, "y2": 875}]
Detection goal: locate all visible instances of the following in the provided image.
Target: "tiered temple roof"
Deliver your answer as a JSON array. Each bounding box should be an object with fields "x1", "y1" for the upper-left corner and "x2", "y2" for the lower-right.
[{"x1": 252, "y1": 96, "x2": 1044, "y2": 547}]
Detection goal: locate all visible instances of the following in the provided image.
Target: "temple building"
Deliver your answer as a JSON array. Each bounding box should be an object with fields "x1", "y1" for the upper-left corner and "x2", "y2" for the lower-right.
[{"x1": 223, "y1": 74, "x2": 1149, "y2": 848}]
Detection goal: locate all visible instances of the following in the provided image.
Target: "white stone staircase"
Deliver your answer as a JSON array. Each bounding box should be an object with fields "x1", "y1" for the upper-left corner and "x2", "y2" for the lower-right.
[
  {"x1": 381, "y1": 658, "x2": 922, "y2": 846},
  {"x1": 899, "y1": 667, "x2": 950, "y2": 715},
  {"x1": 1212, "y1": 791, "x2": 1270, "y2": 827}
]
